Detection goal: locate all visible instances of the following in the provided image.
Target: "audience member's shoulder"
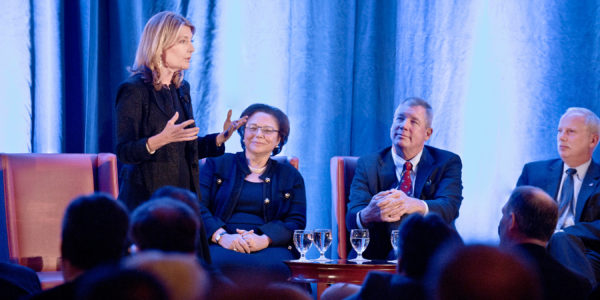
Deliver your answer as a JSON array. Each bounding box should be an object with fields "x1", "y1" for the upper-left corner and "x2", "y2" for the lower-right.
[
  {"x1": 0, "y1": 262, "x2": 42, "y2": 298},
  {"x1": 29, "y1": 281, "x2": 77, "y2": 300}
]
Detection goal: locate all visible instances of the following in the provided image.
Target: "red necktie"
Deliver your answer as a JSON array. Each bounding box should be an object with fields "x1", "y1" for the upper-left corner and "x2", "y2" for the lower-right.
[{"x1": 398, "y1": 161, "x2": 413, "y2": 195}]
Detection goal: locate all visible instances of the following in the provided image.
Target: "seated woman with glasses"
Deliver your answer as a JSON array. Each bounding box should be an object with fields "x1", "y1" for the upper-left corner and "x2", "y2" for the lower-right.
[{"x1": 198, "y1": 103, "x2": 306, "y2": 282}]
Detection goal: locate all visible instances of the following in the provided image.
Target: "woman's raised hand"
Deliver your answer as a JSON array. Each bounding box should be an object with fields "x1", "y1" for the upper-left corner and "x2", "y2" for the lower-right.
[{"x1": 216, "y1": 110, "x2": 248, "y2": 146}]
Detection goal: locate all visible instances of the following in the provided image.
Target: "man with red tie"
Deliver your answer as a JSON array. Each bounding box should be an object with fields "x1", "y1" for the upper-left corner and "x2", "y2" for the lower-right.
[
  {"x1": 346, "y1": 98, "x2": 463, "y2": 260},
  {"x1": 517, "y1": 107, "x2": 600, "y2": 286}
]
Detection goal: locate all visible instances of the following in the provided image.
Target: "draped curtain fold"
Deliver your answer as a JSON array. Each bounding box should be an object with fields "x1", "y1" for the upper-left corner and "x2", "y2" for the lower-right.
[{"x1": 2, "y1": 0, "x2": 599, "y2": 248}]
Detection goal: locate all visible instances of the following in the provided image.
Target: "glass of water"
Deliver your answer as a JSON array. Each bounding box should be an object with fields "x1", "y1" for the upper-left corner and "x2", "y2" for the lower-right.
[
  {"x1": 313, "y1": 229, "x2": 332, "y2": 261},
  {"x1": 293, "y1": 229, "x2": 313, "y2": 261},
  {"x1": 389, "y1": 230, "x2": 399, "y2": 263},
  {"x1": 349, "y1": 229, "x2": 370, "y2": 262}
]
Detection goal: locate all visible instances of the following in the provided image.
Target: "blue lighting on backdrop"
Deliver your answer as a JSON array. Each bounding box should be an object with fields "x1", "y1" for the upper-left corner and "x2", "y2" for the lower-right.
[{"x1": 1, "y1": 0, "x2": 600, "y2": 257}]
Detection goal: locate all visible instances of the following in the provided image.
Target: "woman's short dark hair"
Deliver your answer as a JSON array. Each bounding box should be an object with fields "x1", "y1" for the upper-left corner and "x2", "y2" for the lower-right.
[{"x1": 237, "y1": 103, "x2": 290, "y2": 155}]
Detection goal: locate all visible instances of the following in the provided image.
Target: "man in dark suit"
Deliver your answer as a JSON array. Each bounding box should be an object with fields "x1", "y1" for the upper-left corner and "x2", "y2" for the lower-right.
[
  {"x1": 517, "y1": 107, "x2": 600, "y2": 285},
  {"x1": 498, "y1": 185, "x2": 592, "y2": 299},
  {"x1": 346, "y1": 97, "x2": 463, "y2": 259}
]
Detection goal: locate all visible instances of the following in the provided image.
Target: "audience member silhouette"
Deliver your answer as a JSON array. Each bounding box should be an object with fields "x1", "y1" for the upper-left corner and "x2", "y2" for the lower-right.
[
  {"x1": 0, "y1": 261, "x2": 41, "y2": 300},
  {"x1": 130, "y1": 198, "x2": 199, "y2": 253},
  {"x1": 149, "y1": 185, "x2": 212, "y2": 263},
  {"x1": 129, "y1": 197, "x2": 233, "y2": 297},
  {"x1": 498, "y1": 185, "x2": 592, "y2": 299},
  {"x1": 29, "y1": 193, "x2": 129, "y2": 300}
]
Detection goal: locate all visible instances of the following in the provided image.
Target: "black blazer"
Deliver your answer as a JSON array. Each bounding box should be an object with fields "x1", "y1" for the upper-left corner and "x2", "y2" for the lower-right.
[
  {"x1": 517, "y1": 159, "x2": 600, "y2": 250},
  {"x1": 346, "y1": 145, "x2": 463, "y2": 259},
  {"x1": 115, "y1": 74, "x2": 224, "y2": 210},
  {"x1": 198, "y1": 152, "x2": 306, "y2": 247}
]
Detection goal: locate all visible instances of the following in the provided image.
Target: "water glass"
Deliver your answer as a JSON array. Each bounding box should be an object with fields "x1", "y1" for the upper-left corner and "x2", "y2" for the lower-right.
[
  {"x1": 389, "y1": 230, "x2": 399, "y2": 263},
  {"x1": 349, "y1": 229, "x2": 370, "y2": 262},
  {"x1": 293, "y1": 229, "x2": 313, "y2": 261},
  {"x1": 313, "y1": 229, "x2": 332, "y2": 261}
]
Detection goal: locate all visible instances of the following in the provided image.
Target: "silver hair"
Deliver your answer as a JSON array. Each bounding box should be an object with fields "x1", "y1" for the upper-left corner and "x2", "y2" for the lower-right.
[{"x1": 562, "y1": 107, "x2": 600, "y2": 136}]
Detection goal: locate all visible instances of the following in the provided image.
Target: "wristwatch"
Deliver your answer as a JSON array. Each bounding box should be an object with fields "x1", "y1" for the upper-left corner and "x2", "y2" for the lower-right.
[{"x1": 215, "y1": 231, "x2": 227, "y2": 244}]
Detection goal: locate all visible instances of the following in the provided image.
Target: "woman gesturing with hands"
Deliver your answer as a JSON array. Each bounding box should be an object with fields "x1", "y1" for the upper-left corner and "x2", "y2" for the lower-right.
[{"x1": 115, "y1": 11, "x2": 246, "y2": 211}]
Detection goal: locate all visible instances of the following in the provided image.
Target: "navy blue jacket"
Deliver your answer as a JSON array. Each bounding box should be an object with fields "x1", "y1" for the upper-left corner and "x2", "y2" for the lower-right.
[
  {"x1": 199, "y1": 152, "x2": 306, "y2": 247},
  {"x1": 346, "y1": 146, "x2": 463, "y2": 259},
  {"x1": 517, "y1": 159, "x2": 600, "y2": 251}
]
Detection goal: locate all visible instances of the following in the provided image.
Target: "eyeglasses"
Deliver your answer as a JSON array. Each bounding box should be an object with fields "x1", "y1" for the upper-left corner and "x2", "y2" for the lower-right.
[{"x1": 245, "y1": 125, "x2": 279, "y2": 135}]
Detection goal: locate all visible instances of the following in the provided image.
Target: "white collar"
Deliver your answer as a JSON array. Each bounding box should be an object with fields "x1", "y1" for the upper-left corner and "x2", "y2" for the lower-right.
[
  {"x1": 563, "y1": 159, "x2": 592, "y2": 181},
  {"x1": 391, "y1": 146, "x2": 423, "y2": 172}
]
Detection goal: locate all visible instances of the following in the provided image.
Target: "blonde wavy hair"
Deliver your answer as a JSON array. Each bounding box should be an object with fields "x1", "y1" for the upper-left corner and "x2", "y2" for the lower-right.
[{"x1": 130, "y1": 11, "x2": 195, "y2": 90}]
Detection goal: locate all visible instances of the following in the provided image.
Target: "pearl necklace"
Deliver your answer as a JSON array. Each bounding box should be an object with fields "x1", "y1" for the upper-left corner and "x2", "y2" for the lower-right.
[{"x1": 248, "y1": 165, "x2": 267, "y2": 174}]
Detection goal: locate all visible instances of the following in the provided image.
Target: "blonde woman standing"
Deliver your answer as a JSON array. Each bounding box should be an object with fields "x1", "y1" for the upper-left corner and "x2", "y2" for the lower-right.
[{"x1": 115, "y1": 11, "x2": 246, "y2": 211}]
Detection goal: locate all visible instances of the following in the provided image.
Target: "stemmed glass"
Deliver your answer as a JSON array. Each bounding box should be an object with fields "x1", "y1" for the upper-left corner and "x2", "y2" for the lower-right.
[
  {"x1": 313, "y1": 229, "x2": 333, "y2": 262},
  {"x1": 389, "y1": 230, "x2": 400, "y2": 263},
  {"x1": 349, "y1": 229, "x2": 370, "y2": 262},
  {"x1": 293, "y1": 229, "x2": 313, "y2": 261}
]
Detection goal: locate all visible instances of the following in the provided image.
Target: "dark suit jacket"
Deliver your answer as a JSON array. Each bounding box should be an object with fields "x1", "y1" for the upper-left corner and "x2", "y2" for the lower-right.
[
  {"x1": 517, "y1": 159, "x2": 600, "y2": 250},
  {"x1": 345, "y1": 271, "x2": 424, "y2": 300},
  {"x1": 346, "y1": 146, "x2": 463, "y2": 259},
  {"x1": 115, "y1": 74, "x2": 224, "y2": 210},
  {"x1": 198, "y1": 152, "x2": 306, "y2": 247},
  {"x1": 0, "y1": 262, "x2": 41, "y2": 300},
  {"x1": 514, "y1": 243, "x2": 591, "y2": 300}
]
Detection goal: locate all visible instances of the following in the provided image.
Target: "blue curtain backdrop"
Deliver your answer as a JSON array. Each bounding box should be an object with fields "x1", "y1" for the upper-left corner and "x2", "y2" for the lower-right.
[{"x1": 1, "y1": 0, "x2": 599, "y2": 257}]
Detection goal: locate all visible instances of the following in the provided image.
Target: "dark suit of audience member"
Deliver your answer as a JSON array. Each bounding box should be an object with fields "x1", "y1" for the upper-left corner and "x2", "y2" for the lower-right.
[
  {"x1": 75, "y1": 267, "x2": 168, "y2": 300},
  {"x1": 115, "y1": 12, "x2": 245, "y2": 211},
  {"x1": 499, "y1": 186, "x2": 592, "y2": 300},
  {"x1": 199, "y1": 104, "x2": 306, "y2": 283},
  {"x1": 29, "y1": 193, "x2": 129, "y2": 300},
  {"x1": 0, "y1": 261, "x2": 41, "y2": 300},
  {"x1": 346, "y1": 98, "x2": 463, "y2": 259},
  {"x1": 344, "y1": 213, "x2": 463, "y2": 300},
  {"x1": 516, "y1": 107, "x2": 600, "y2": 284},
  {"x1": 428, "y1": 245, "x2": 543, "y2": 300}
]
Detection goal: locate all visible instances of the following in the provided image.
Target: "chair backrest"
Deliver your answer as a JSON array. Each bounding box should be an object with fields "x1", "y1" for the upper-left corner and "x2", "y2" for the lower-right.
[
  {"x1": 199, "y1": 155, "x2": 299, "y2": 170},
  {"x1": 330, "y1": 156, "x2": 358, "y2": 259},
  {"x1": 0, "y1": 153, "x2": 118, "y2": 271}
]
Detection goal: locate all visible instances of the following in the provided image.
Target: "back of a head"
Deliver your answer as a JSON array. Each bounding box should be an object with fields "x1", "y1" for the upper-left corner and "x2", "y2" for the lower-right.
[
  {"x1": 77, "y1": 267, "x2": 169, "y2": 300},
  {"x1": 131, "y1": 198, "x2": 200, "y2": 253},
  {"x1": 61, "y1": 193, "x2": 129, "y2": 270},
  {"x1": 508, "y1": 186, "x2": 558, "y2": 242},
  {"x1": 429, "y1": 244, "x2": 542, "y2": 300},
  {"x1": 398, "y1": 213, "x2": 463, "y2": 279},
  {"x1": 124, "y1": 251, "x2": 207, "y2": 300},
  {"x1": 150, "y1": 186, "x2": 201, "y2": 216}
]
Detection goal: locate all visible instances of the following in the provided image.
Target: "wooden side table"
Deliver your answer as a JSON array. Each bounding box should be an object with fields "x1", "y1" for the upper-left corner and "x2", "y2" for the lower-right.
[{"x1": 285, "y1": 259, "x2": 396, "y2": 299}]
